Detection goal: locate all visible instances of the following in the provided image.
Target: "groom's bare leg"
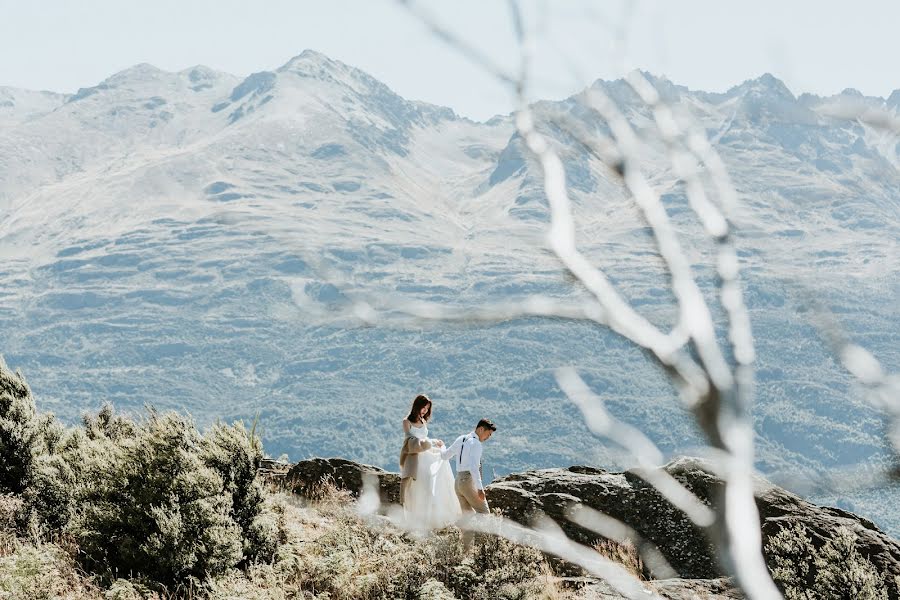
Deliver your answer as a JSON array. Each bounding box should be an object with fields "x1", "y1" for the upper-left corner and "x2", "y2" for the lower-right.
[{"x1": 455, "y1": 472, "x2": 489, "y2": 552}]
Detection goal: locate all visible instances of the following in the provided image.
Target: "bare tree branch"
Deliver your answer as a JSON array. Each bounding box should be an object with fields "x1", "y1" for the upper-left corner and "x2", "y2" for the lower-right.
[
  {"x1": 568, "y1": 503, "x2": 679, "y2": 579},
  {"x1": 397, "y1": 2, "x2": 794, "y2": 598},
  {"x1": 348, "y1": 295, "x2": 608, "y2": 329},
  {"x1": 803, "y1": 294, "x2": 900, "y2": 459},
  {"x1": 398, "y1": 0, "x2": 518, "y2": 87},
  {"x1": 556, "y1": 366, "x2": 715, "y2": 527},
  {"x1": 580, "y1": 86, "x2": 733, "y2": 393}
]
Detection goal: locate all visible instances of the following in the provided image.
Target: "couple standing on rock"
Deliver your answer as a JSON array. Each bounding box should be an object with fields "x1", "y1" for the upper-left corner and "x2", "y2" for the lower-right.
[{"x1": 398, "y1": 394, "x2": 497, "y2": 551}]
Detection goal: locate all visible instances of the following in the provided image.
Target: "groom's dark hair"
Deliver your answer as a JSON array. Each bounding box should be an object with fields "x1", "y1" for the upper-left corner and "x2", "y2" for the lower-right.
[{"x1": 476, "y1": 418, "x2": 496, "y2": 432}]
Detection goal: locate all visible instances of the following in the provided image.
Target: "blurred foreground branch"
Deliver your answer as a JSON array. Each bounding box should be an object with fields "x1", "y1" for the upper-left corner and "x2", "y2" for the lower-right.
[{"x1": 387, "y1": 2, "x2": 898, "y2": 598}]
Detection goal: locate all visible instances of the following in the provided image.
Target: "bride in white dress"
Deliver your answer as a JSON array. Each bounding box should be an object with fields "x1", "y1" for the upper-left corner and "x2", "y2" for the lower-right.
[{"x1": 401, "y1": 396, "x2": 461, "y2": 530}]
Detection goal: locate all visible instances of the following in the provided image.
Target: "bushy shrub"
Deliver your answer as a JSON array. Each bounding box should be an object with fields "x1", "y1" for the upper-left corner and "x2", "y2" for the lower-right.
[
  {"x1": 20, "y1": 452, "x2": 77, "y2": 533},
  {"x1": 17, "y1": 411, "x2": 133, "y2": 535},
  {"x1": 0, "y1": 494, "x2": 23, "y2": 531},
  {"x1": 0, "y1": 359, "x2": 77, "y2": 533},
  {"x1": 814, "y1": 527, "x2": 889, "y2": 600},
  {"x1": 418, "y1": 578, "x2": 458, "y2": 600},
  {"x1": 83, "y1": 403, "x2": 138, "y2": 442},
  {"x1": 103, "y1": 578, "x2": 163, "y2": 600},
  {"x1": 0, "y1": 359, "x2": 283, "y2": 594},
  {"x1": 452, "y1": 530, "x2": 551, "y2": 600},
  {"x1": 767, "y1": 522, "x2": 891, "y2": 600},
  {"x1": 73, "y1": 411, "x2": 245, "y2": 585},
  {"x1": 201, "y1": 421, "x2": 278, "y2": 562},
  {"x1": 768, "y1": 522, "x2": 815, "y2": 598},
  {"x1": 0, "y1": 494, "x2": 23, "y2": 554},
  {"x1": 0, "y1": 362, "x2": 42, "y2": 495}
]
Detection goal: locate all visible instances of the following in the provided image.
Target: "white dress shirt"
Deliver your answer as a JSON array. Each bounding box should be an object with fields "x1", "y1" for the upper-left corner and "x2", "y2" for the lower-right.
[{"x1": 441, "y1": 431, "x2": 484, "y2": 490}]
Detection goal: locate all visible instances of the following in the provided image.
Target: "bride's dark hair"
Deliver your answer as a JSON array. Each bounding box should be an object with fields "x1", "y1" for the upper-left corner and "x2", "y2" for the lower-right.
[{"x1": 406, "y1": 394, "x2": 432, "y2": 424}]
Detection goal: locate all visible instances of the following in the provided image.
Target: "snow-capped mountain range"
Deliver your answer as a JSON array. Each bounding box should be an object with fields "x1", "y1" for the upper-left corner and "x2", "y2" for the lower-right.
[{"x1": 1, "y1": 51, "x2": 898, "y2": 532}]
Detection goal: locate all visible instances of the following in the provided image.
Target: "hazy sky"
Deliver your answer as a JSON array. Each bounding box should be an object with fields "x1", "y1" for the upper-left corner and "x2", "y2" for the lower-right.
[{"x1": 2, "y1": 0, "x2": 897, "y2": 120}]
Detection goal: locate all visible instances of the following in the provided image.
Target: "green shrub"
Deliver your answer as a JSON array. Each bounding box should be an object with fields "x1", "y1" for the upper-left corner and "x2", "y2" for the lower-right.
[
  {"x1": 0, "y1": 361, "x2": 42, "y2": 495},
  {"x1": 0, "y1": 360, "x2": 284, "y2": 593},
  {"x1": 201, "y1": 421, "x2": 277, "y2": 562},
  {"x1": 454, "y1": 531, "x2": 551, "y2": 600},
  {"x1": 814, "y1": 527, "x2": 889, "y2": 600},
  {"x1": 73, "y1": 411, "x2": 244, "y2": 585},
  {"x1": 103, "y1": 578, "x2": 163, "y2": 600},
  {"x1": 418, "y1": 578, "x2": 458, "y2": 600},
  {"x1": 768, "y1": 522, "x2": 815, "y2": 598},
  {"x1": 0, "y1": 359, "x2": 77, "y2": 534},
  {"x1": 83, "y1": 403, "x2": 138, "y2": 442},
  {"x1": 20, "y1": 417, "x2": 127, "y2": 535},
  {"x1": 20, "y1": 452, "x2": 77, "y2": 533}
]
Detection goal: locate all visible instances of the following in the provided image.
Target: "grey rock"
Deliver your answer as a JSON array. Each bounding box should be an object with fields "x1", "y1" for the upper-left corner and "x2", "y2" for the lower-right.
[
  {"x1": 649, "y1": 577, "x2": 743, "y2": 599},
  {"x1": 286, "y1": 457, "x2": 401, "y2": 505},
  {"x1": 570, "y1": 576, "x2": 742, "y2": 600},
  {"x1": 488, "y1": 463, "x2": 718, "y2": 579}
]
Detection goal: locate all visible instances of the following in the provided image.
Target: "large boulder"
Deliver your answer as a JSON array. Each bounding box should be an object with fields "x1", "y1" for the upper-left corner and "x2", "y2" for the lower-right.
[
  {"x1": 286, "y1": 457, "x2": 401, "y2": 505},
  {"x1": 489, "y1": 457, "x2": 900, "y2": 596},
  {"x1": 488, "y1": 462, "x2": 717, "y2": 578}
]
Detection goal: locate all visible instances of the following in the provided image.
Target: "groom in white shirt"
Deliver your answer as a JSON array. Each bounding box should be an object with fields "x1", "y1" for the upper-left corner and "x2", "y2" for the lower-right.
[{"x1": 441, "y1": 418, "x2": 497, "y2": 552}]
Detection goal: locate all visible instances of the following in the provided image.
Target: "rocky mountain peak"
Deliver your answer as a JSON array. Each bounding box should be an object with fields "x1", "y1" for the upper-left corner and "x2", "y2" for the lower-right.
[
  {"x1": 728, "y1": 72, "x2": 795, "y2": 100},
  {"x1": 67, "y1": 62, "x2": 219, "y2": 104},
  {"x1": 106, "y1": 62, "x2": 167, "y2": 83},
  {"x1": 279, "y1": 48, "x2": 339, "y2": 73},
  {"x1": 227, "y1": 70, "x2": 277, "y2": 103},
  {"x1": 888, "y1": 89, "x2": 900, "y2": 109},
  {"x1": 179, "y1": 65, "x2": 234, "y2": 92},
  {"x1": 276, "y1": 48, "x2": 374, "y2": 90}
]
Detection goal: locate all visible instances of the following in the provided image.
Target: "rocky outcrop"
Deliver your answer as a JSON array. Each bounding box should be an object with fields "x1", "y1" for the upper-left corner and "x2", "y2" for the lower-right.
[
  {"x1": 489, "y1": 457, "x2": 900, "y2": 595},
  {"x1": 285, "y1": 457, "x2": 401, "y2": 505},
  {"x1": 556, "y1": 576, "x2": 741, "y2": 600},
  {"x1": 258, "y1": 458, "x2": 291, "y2": 485},
  {"x1": 282, "y1": 456, "x2": 900, "y2": 598},
  {"x1": 648, "y1": 577, "x2": 742, "y2": 600},
  {"x1": 487, "y1": 462, "x2": 717, "y2": 578}
]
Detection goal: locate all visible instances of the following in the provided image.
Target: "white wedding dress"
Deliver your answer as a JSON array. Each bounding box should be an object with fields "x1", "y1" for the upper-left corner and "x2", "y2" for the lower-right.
[{"x1": 404, "y1": 423, "x2": 462, "y2": 529}]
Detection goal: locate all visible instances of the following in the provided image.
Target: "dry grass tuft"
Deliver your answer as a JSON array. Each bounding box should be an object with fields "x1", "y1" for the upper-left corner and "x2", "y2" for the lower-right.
[
  {"x1": 0, "y1": 540, "x2": 102, "y2": 599},
  {"x1": 0, "y1": 496, "x2": 22, "y2": 558},
  {"x1": 593, "y1": 538, "x2": 645, "y2": 580}
]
